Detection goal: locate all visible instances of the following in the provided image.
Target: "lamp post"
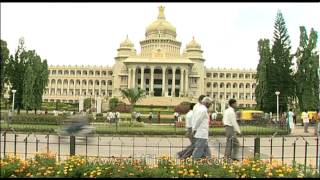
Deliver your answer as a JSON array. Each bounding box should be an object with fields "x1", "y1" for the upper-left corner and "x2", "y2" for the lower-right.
[
  {"x1": 11, "y1": 89, "x2": 17, "y2": 114},
  {"x1": 275, "y1": 91, "x2": 280, "y2": 122}
]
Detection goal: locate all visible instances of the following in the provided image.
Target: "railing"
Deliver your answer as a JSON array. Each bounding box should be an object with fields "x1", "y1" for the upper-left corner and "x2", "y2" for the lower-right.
[{"x1": 0, "y1": 131, "x2": 319, "y2": 172}]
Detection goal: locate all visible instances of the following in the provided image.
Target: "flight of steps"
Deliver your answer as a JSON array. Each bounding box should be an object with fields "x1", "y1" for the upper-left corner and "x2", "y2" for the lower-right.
[{"x1": 122, "y1": 96, "x2": 196, "y2": 106}]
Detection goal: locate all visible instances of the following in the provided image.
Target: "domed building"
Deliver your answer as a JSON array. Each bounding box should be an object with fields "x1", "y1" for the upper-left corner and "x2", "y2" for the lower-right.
[{"x1": 41, "y1": 6, "x2": 257, "y2": 111}]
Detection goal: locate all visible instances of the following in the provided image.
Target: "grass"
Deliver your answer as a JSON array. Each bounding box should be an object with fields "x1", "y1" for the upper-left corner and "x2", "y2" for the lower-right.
[{"x1": 0, "y1": 122, "x2": 288, "y2": 136}]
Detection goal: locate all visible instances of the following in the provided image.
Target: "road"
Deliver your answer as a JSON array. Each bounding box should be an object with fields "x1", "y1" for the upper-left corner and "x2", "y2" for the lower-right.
[{"x1": 1, "y1": 131, "x2": 319, "y2": 167}]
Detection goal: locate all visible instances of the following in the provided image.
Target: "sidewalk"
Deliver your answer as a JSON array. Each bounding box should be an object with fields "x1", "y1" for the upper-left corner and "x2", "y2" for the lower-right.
[{"x1": 288, "y1": 125, "x2": 318, "y2": 137}]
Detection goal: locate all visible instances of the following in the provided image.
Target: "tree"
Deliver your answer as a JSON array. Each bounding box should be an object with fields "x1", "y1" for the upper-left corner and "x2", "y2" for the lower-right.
[
  {"x1": 255, "y1": 39, "x2": 273, "y2": 112},
  {"x1": 84, "y1": 98, "x2": 92, "y2": 111},
  {"x1": 0, "y1": 40, "x2": 10, "y2": 96},
  {"x1": 22, "y1": 65, "x2": 35, "y2": 113},
  {"x1": 271, "y1": 10, "x2": 295, "y2": 112},
  {"x1": 121, "y1": 88, "x2": 146, "y2": 121},
  {"x1": 6, "y1": 38, "x2": 49, "y2": 114},
  {"x1": 295, "y1": 26, "x2": 319, "y2": 111},
  {"x1": 32, "y1": 54, "x2": 49, "y2": 114},
  {"x1": 6, "y1": 38, "x2": 27, "y2": 114},
  {"x1": 109, "y1": 97, "x2": 119, "y2": 111}
]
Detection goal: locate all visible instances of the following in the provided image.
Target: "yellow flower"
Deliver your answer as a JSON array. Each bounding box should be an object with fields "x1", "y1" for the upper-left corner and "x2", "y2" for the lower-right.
[
  {"x1": 129, "y1": 173, "x2": 134, "y2": 176},
  {"x1": 204, "y1": 174, "x2": 208, "y2": 177},
  {"x1": 97, "y1": 172, "x2": 101, "y2": 176},
  {"x1": 178, "y1": 170, "x2": 183, "y2": 174},
  {"x1": 268, "y1": 172, "x2": 272, "y2": 176},
  {"x1": 278, "y1": 174, "x2": 284, "y2": 177},
  {"x1": 26, "y1": 173, "x2": 32, "y2": 177}
]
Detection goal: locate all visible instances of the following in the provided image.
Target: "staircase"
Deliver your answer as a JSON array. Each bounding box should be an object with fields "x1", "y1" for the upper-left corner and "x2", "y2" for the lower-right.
[{"x1": 122, "y1": 96, "x2": 196, "y2": 106}]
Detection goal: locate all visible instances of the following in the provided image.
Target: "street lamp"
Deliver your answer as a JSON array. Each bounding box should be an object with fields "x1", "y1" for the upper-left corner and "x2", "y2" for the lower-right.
[
  {"x1": 11, "y1": 89, "x2": 17, "y2": 114},
  {"x1": 275, "y1": 91, "x2": 280, "y2": 122}
]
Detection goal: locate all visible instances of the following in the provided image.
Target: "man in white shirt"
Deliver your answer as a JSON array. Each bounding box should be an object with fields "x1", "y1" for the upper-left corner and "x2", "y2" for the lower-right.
[
  {"x1": 301, "y1": 110, "x2": 309, "y2": 133},
  {"x1": 177, "y1": 103, "x2": 196, "y2": 159},
  {"x1": 191, "y1": 97, "x2": 213, "y2": 159},
  {"x1": 211, "y1": 111, "x2": 217, "y2": 121},
  {"x1": 177, "y1": 95, "x2": 206, "y2": 159},
  {"x1": 223, "y1": 99, "x2": 241, "y2": 161}
]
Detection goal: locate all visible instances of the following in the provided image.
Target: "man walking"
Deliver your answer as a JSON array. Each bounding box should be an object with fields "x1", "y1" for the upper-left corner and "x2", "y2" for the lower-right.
[
  {"x1": 223, "y1": 99, "x2": 241, "y2": 161},
  {"x1": 176, "y1": 95, "x2": 205, "y2": 159},
  {"x1": 302, "y1": 110, "x2": 309, "y2": 133},
  {"x1": 191, "y1": 97, "x2": 213, "y2": 159},
  {"x1": 287, "y1": 109, "x2": 295, "y2": 134}
]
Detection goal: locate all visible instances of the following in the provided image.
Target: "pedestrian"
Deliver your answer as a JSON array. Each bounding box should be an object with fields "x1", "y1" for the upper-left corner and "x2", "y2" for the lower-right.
[
  {"x1": 223, "y1": 99, "x2": 241, "y2": 161},
  {"x1": 191, "y1": 97, "x2": 213, "y2": 160},
  {"x1": 148, "y1": 112, "x2": 153, "y2": 123},
  {"x1": 287, "y1": 109, "x2": 295, "y2": 134},
  {"x1": 176, "y1": 103, "x2": 195, "y2": 159},
  {"x1": 174, "y1": 112, "x2": 179, "y2": 122},
  {"x1": 158, "y1": 111, "x2": 161, "y2": 124},
  {"x1": 315, "y1": 109, "x2": 320, "y2": 136},
  {"x1": 116, "y1": 112, "x2": 121, "y2": 123},
  {"x1": 302, "y1": 110, "x2": 309, "y2": 133},
  {"x1": 212, "y1": 111, "x2": 217, "y2": 121}
]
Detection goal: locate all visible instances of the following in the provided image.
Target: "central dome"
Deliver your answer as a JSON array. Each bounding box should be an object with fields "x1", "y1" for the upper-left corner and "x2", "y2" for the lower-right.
[{"x1": 145, "y1": 6, "x2": 176, "y2": 37}]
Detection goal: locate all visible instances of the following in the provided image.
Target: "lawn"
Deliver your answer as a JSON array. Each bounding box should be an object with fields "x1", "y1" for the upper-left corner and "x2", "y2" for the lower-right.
[{"x1": 0, "y1": 122, "x2": 288, "y2": 136}]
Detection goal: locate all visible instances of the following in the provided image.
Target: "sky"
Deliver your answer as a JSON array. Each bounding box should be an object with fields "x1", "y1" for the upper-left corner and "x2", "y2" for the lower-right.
[{"x1": 1, "y1": 3, "x2": 320, "y2": 69}]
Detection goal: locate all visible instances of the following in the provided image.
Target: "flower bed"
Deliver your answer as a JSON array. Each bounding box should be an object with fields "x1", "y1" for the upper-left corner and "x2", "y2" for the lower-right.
[{"x1": 1, "y1": 153, "x2": 318, "y2": 178}]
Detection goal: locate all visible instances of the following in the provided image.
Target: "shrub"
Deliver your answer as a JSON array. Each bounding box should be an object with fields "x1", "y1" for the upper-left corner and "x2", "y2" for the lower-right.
[
  {"x1": 114, "y1": 103, "x2": 132, "y2": 113},
  {"x1": 118, "y1": 121, "x2": 145, "y2": 127},
  {"x1": 109, "y1": 97, "x2": 120, "y2": 111},
  {"x1": 10, "y1": 114, "x2": 67, "y2": 125},
  {"x1": 174, "y1": 102, "x2": 190, "y2": 114}
]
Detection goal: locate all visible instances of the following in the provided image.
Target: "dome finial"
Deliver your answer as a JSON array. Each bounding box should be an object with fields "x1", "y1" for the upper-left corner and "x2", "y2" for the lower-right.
[{"x1": 158, "y1": 6, "x2": 165, "y2": 20}]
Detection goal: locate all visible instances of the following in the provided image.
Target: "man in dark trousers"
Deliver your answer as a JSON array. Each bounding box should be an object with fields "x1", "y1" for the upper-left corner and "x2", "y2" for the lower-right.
[
  {"x1": 177, "y1": 95, "x2": 206, "y2": 159},
  {"x1": 223, "y1": 99, "x2": 241, "y2": 161}
]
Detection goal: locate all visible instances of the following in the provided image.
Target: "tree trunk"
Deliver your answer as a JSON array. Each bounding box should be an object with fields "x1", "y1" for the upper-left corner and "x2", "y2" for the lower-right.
[
  {"x1": 17, "y1": 105, "x2": 20, "y2": 114},
  {"x1": 26, "y1": 109, "x2": 28, "y2": 114},
  {"x1": 34, "y1": 109, "x2": 37, "y2": 114}
]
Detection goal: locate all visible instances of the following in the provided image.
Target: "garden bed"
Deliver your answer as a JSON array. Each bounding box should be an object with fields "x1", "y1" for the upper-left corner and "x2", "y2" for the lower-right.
[{"x1": 0, "y1": 153, "x2": 318, "y2": 178}]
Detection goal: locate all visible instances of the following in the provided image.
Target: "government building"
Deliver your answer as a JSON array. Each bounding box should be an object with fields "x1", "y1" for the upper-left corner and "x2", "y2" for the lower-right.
[{"x1": 42, "y1": 6, "x2": 257, "y2": 109}]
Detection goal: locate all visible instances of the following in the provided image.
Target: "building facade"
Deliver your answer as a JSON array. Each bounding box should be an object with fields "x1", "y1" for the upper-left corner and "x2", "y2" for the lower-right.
[{"x1": 42, "y1": 6, "x2": 257, "y2": 108}]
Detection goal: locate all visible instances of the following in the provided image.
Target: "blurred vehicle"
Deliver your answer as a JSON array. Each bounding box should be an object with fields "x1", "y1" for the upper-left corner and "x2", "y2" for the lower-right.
[
  {"x1": 238, "y1": 110, "x2": 264, "y2": 124},
  {"x1": 56, "y1": 115, "x2": 95, "y2": 136},
  {"x1": 308, "y1": 111, "x2": 317, "y2": 125}
]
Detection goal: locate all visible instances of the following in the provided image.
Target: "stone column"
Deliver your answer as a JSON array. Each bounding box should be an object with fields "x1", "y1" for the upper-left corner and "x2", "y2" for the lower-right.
[
  {"x1": 180, "y1": 69, "x2": 184, "y2": 97},
  {"x1": 79, "y1": 96, "x2": 84, "y2": 112},
  {"x1": 150, "y1": 67, "x2": 154, "y2": 96},
  {"x1": 172, "y1": 67, "x2": 176, "y2": 97},
  {"x1": 55, "y1": 80, "x2": 57, "y2": 96},
  {"x1": 185, "y1": 70, "x2": 189, "y2": 97},
  {"x1": 141, "y1": 67, "x2": 144, "y2": 90},
  {"x1": 86, "y1": 80, "x2": 89, "y2": 97},
  {"x1": 162, "y1": 67, "x2": 166, "y2": 96},
  {"x1": 99, "y1": 80, "x2": 102, "y2": 96},
  {"x1": 132, "y1": 68, "x2": 136, "y2": 89},
  {"x1": 80, "y1": 80, "x2": 82, "y2": 96},
  {"x1": 128, "y1": 68, "x2": 131, "y2": 88},
  {"x1": 96, "y1": 97, "x2": 102, "y2": 113},
  {"x1": 73, "y1": 80, "x2": 76, "y2": 97}
]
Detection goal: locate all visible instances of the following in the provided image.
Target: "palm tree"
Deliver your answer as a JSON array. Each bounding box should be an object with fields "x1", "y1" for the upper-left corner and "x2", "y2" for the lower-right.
[{"x1": 121, "y1": 88, "x2": 146, "y2": 121}]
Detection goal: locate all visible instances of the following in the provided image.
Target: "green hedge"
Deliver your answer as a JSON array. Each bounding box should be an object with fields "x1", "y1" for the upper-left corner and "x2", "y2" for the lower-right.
[{"x1": 9, "y1": 114, "x2": 67, "y2": 125}]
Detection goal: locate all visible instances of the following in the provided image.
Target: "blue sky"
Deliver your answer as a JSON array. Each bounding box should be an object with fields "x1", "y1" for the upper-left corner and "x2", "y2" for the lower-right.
[{"x1": 1, "y1": 3, "x2": 319, "y2": 69}]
